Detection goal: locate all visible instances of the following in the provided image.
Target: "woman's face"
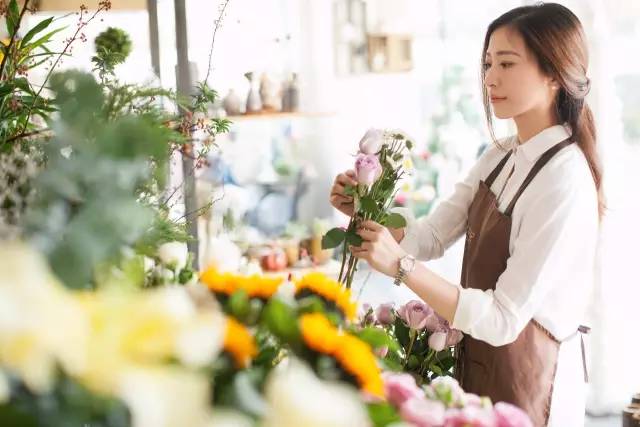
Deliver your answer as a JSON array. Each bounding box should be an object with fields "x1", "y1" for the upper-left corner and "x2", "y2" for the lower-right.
[{"x1": 483, "y1": 26, "x2": 557, "y2": 120}]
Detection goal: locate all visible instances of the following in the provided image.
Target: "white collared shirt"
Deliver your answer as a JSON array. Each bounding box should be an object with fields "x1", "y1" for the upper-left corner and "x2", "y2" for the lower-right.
[{"x1": 398, "y1": 124, "x2": 599, "y2": 346}]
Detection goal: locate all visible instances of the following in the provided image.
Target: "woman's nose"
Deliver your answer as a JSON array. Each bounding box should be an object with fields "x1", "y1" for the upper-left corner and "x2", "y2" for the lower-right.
[{"x1": 484, "y1": 67, "x2": 498, "y2": 89}]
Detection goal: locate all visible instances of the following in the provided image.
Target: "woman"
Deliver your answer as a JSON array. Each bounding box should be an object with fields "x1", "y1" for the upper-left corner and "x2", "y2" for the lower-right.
[{"x1": 330, "y1": 3, "x2": 602, "y2": 426}]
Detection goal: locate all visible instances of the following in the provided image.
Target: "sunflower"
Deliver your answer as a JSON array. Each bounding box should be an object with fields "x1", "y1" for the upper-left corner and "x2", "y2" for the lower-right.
[
  {"x1": 295, "y1": 273, "x2": 357, "y2": 321},
  {"x1": 200, "y1": 268, "x2": 283, "y2": 299},
  {"x1": 298, "y1": 313, "x2": 383, "y2": 397},
  {"x1": 223, "y1": 316, "x2": 257, "y2": 368}
]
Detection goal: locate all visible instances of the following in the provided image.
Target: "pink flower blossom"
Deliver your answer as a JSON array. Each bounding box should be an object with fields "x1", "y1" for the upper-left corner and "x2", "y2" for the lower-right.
[
  {"x1": 494, "y1": 402, "x2": 533, "y2": 427},
  {"x1": 446, "y1": 329, "x2": 464, "y2": 347},
  {"x1": 382, "y1": 372, "x2": 424, "y2": 407},
  {"x1": 398, "y1": 300, "x2": 433, "y2": 330},
  {"x1": 375, "y1": 302, "x2": 396, "y2": 325},
  {"x1": 355, "y1": 153, "x2": 383, "y2": 186},
  {"x1": 443, "y1": 406, "x2": 496, "y2": 427},
  {"x1": 359, "y1": 128, "x2": 385, "y2": 154},
  {"x1": 400, "y1": 397, "x2": 446, "y2": 427},
  {"x1": 428, "y1": 331, "x2": 448, "y2": 352}
]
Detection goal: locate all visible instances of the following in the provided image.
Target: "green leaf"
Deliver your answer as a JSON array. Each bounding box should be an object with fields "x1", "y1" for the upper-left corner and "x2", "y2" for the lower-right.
[
  {"x1": 367, "y1": 402, "x2": 402, "y2": 427},
  {"x1": 353, "y1": 326, "x2": 400, "y2": 353},
  {"x1": 343, "y1": 184, "x2": 356, "y2": 197},
  {"x1": 392, "y1": 153, "x2": 403, "y2": 162},
  {"x1": 321, "y1": 227, "x2": 345, "y2": 249},
  {"x1": 24, "y1": 26, "x2": 66, "y2": 52},
  {"x1": 345, "y1": 231, "x2": 363, "y2": 246},
  {"x1": 383, "y1": 212, "x2": 406, "y2": 228},
  {"x1": 21, "y1": 17, "x2": 54, "y2": 46},
  {"x1": 406, "y1": 139, "x2": 414, "y2": 150},
  {"x1": 262, "y1": 299, "x2": 300, "y2": 344},
  {"x1": 229, "y1": 289, "x2": 250, "y2": 321},
  {"x1": 394, "y1": 315, "x2": 410, "y2": 348},
  {"x1": 359, "y1": 196, "x2": 377, "y2": 215},
  {"x1": 6, "y1": 0, "x2": 20, "y2": 36}
]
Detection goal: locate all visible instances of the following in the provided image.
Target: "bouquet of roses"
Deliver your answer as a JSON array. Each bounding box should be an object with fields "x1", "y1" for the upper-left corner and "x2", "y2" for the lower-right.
[{"x1": 323, "y1": 129, "x2": 414, "y2": 288}]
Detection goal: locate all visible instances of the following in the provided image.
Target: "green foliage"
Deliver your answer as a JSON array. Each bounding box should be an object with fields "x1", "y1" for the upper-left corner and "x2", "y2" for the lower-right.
[
  {"x1": 93, "y1": 27, "x2": 132, "y2": 72},
  {"x1": 23, "y1": 71, "x2": 170, "y2": 289},
  {"x1": 0, "y1": 373, "x2": 130, "y2": 427}
]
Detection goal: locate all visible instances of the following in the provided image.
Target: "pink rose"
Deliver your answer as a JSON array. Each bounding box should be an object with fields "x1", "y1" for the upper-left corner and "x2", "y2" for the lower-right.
[
  {"x1": 382, "y1": 372, "x2": 424, "y2": 407},
  {"x1": 430, "y1": 376, "x2": 466, "y2": 407},
  {"x1": 375, "y1": 303, "x2": 396, "y2": 325},
  {"x1": 424, "y1": 312, "x2": 448, "y2": 333},
  {"x1": 400, "y1": 397, "x2": 446, "y2": 427},
  {"x1": 355, "y1": 153, "x2": 383, "y2": 186},
  {"x1": 494, "y1": 402, "x2": 533, "y2": 427},
  {"x1": 359, "y1": 128, "x2": 385, "y2": 154},
  {"x1": 428, "y1": 331, "x2": 448, "y2": 352},
  {"x1": 463, "y1": 393, "x2": 483, "y2": 407},
  {"x1": 398, "y1": 300, "x2": 433, "y2": 330},
  {"x1": 359, "y1": 303, "x2": 375, "y2": 326},
  {"x1": 444, "y1": 406, "x2": 496, "y2": 427},
  {"x1": 446, "y1": 329, "x2": 464, "y2": 347}
]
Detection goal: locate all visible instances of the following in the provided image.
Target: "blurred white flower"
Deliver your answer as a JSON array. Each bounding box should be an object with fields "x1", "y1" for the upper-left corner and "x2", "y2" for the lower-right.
[
  {"x1": 143, "y1": 256, "x2": 155, "y2": 273},
  {"x1": 118, "y1": 367, "x2": 212, "y2": 427},
  {"x1": 204, "y1": 235, "x2": 242, "y2": 273},
  {"x1": 263, "y1": 359, "x2": 370, "y2": 427},
  {"x1": 358, "y1": 128, "x2": 385, "y2": 155},
  {"x1": 157, "y1": 242, "x2": 189, "y2": 270}
]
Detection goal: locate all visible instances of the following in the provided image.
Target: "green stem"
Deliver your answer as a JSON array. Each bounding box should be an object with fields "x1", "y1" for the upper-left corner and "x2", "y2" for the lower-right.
[{"x1": 403, "y1": 329, "x2": 417, "y2": 369}]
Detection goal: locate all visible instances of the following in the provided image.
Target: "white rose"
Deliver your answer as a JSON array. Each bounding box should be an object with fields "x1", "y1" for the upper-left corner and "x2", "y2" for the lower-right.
[
  {"x1": 157, "y1": 242, "x2": 189, "y2": 270},
  {"x1": 358, "y1": 128, "x2": 385, "y2": 154},
  {"x1": 143, "y1": 256, "x2": 155, "y2": 274}
]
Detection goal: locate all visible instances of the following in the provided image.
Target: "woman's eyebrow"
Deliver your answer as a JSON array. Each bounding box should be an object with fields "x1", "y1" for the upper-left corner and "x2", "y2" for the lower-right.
[{"x1": 485, "y1": 50, "x2": 521, "y2": 58}]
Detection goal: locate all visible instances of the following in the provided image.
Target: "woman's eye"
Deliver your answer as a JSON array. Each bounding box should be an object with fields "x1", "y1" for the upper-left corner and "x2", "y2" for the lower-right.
[
  {"x1": 483, "y1": 62, "x2": 491, "y2": 70},
  {"x1": 500, "y1": 62, "x2": 514, "y2": 69}
]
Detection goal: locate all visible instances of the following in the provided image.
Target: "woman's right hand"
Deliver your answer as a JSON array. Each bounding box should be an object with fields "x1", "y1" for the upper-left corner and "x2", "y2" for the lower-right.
[{"x1": 330, "y1": 170, "x2": 358, "y2": 217}]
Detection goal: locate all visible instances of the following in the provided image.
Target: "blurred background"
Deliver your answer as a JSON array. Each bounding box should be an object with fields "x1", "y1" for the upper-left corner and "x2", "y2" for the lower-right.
[{"x1": 6, "y1": 0, "x2": 639, "y2": 424}]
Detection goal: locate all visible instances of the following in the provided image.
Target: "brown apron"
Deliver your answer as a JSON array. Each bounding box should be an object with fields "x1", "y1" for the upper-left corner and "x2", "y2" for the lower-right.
[{"x1": 455, "y1": 139, "x2": 589, "y2": 427}]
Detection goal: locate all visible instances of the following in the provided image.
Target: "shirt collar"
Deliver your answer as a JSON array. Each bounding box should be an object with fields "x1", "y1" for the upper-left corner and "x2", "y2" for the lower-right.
[{"x1": 511, "y1": 123, "x2": 572, "y2": 163}]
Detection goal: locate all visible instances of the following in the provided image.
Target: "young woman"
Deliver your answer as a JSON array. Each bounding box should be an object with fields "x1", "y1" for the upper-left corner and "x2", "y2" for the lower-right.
[{"x1": 330, "y1": 3, "x2": 602, "y2": 426}]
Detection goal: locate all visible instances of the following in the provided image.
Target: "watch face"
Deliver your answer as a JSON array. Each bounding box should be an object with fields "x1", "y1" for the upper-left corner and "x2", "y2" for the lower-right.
[{"x1": 400, "y1": 256, "x2": 415, "y2": 271}]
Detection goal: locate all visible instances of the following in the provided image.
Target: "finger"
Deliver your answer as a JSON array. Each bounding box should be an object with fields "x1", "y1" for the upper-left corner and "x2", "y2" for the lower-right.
[
  {"x1": 349, "y1": 245, "x2": 368, "y2": 258},
  {"x1": 330, "y1": 191, "x2": 353, "y2": 202},
  {"x1": 336, "y1": 173, "x2": 358, "y2": 187},
  {"x1": 360, "y1": 220, "x2": 383, "y2": 231},
  {"x1": 356, "y1": 228, "x2": 377, "y2": 242},
  {"x1": 346, "y1": 170, "x2": 357, "y2": 178}
]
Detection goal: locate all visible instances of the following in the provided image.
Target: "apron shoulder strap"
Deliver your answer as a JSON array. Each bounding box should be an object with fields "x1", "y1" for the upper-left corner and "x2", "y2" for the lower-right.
[
  {"x1": 485, "y1": 149, "x2": 513, "y2": 188},
  {"x1": 504, "y1": 139, "x2": 574, "y2": 216}
]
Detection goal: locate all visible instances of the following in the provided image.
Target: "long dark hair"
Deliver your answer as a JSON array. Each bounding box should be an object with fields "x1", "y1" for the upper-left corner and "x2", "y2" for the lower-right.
[{"x1": 481, "y1": 2, "x2": 605, "y2": 220}]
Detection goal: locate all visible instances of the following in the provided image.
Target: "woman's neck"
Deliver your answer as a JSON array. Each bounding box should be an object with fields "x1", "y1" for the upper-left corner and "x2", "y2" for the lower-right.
[{"x1": 513, "y1": 106, "x2": 560, "y2": 144}]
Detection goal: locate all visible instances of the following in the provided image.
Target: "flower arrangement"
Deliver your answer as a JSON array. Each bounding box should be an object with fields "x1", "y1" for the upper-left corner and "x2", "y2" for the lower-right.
[
  {"x1": 323, "y1": 128, "x2": 414, "y2": 288},
  {"x1": 382, "y1": 373, "x2": 533, "y2": 427},
  {"x1": 360, "y1": 300, "x2": 463, "y2": 384}
]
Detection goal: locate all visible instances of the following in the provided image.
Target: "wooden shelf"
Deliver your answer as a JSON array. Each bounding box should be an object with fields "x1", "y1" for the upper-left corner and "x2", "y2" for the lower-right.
[{"x1": 224, "y1": 111, "x2": 335, "y2": 121}]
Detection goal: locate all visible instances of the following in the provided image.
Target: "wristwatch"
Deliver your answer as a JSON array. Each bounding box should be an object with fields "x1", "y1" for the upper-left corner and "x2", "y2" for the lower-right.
[{"x1": 394, "y1": 254, "x2": 416, "y2": 286}]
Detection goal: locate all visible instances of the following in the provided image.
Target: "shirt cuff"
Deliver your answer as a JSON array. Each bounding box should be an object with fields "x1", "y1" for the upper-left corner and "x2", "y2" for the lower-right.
[
  {"x1": 451, "y1": 287, "x2": 493, "y2": 333},
  {"x1": 390, "y1": 207, "x2": 419, "y2": 257}
]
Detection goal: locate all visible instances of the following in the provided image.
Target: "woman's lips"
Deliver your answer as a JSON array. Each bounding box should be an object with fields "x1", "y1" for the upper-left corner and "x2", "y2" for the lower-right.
[{"x1": 490, "y1": 96, "x2": 507, "y2": 103}]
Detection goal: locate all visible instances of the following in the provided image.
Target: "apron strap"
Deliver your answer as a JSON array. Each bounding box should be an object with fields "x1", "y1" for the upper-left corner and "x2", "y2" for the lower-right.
[
  {"x1": 485, "y1": 149, "x2": 513, "y2": 188},
  {"x1": 578, "y1": 325, "x2": 591, "y2": 383},
  {"x1": 504, "y1": 139, "x2": 574, "y2": 217}
]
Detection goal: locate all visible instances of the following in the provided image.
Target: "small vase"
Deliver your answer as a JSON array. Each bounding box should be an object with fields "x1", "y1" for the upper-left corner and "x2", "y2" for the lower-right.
[
  {"x1": 245, "y1": 72, "x2": 262, "y2": 113},
  {"x1": 282, "y1": 72, "x2": 300, "y2": 112},
  {"x1": 222, "y1": 89, "x2": 242, "y2": 116}
]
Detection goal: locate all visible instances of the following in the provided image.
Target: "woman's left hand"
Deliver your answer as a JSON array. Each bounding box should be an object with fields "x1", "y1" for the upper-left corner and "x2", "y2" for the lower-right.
[{"x1": 350, "y1": 220, "x2": 407, "y2": 277}]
